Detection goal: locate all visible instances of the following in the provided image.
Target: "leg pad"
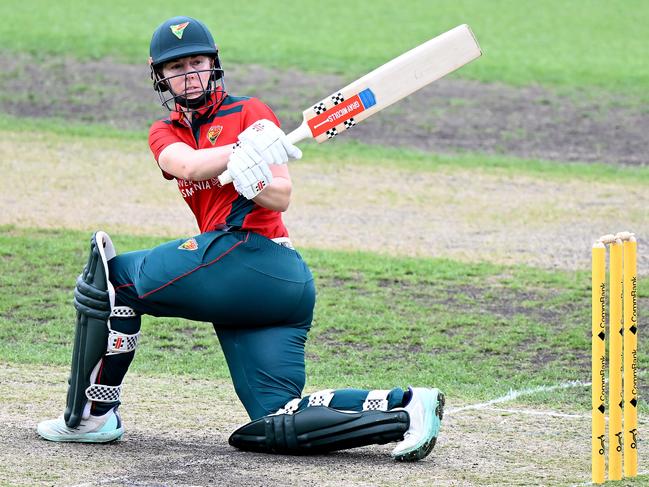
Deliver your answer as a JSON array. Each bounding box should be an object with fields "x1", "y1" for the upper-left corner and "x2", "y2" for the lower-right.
[
  {"x1": 64, "y1": 232, "x2": 115, "y2": 428},
  {"x1": 229, "y1": 406, "x2": 409, "y2": 455}
]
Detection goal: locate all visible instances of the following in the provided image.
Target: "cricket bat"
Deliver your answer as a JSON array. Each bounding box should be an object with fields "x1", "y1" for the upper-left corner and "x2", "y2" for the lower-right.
[{"x1": 218, "y1": 24, "x2": 481, "y2": 185}]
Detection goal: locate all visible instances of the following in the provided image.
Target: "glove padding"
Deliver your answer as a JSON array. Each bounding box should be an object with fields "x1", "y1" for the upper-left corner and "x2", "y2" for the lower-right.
[
  {"x1": 227, "y1": 142, "x2": 273, "y2": 200},
  {"x1": 238, "y1": 119, "x2": 302, "y2": 164}
]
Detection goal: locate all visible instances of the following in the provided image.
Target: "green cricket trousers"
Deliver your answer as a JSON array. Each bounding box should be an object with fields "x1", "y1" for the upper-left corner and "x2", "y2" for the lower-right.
[{"x1": 96, "y1": 230, "x2": 405, "y2": 419}]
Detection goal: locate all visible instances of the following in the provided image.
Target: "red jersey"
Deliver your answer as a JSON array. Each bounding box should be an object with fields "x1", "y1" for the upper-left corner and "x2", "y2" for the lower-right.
[{"x1": 148, "y1": 94, "x2": 288, "y2": 239}]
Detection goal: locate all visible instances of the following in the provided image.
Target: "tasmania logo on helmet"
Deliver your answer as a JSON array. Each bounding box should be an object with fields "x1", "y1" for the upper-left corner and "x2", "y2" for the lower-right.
[{"x1": 170, "y1": 22, "x2": 190, "y2": 39}]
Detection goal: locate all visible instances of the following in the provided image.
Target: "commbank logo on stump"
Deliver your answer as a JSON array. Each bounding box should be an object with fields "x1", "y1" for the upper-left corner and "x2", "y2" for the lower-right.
[{"x1": 170, "y1": 22, "x2": 190, "y2": 39}]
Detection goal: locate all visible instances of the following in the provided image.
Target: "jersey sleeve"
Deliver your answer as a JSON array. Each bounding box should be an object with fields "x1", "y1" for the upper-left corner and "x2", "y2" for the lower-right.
[
  {"x1": 148, "y1": 120, "x2": 180, "y2": 180},
  {"x1": 241, "y1": 98, "x2": 281, "y2": 131}
]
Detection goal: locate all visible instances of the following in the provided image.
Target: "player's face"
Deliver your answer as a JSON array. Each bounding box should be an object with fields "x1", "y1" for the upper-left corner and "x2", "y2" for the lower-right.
[{"x1": 162, "y1": 55, "x2": 213, "y2": 99}]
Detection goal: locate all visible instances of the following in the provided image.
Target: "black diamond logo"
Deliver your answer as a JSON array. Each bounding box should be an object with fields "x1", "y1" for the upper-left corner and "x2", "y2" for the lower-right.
[
  {"x1": 619, "y1": 327, "x2": 624, "y2": 336},
  {"x1": 598, "y1": 332, "x2": 606, "y2": 341},
  {"x1": 619, "y1": 400, "x2": 624, "y2": 409},
  {"x1": 631, "y1": 398, "x2": 638, "y2": 408},
  {"x1": 598, "y1": 404, "x2": 605, "y2": 414},
  {"x1": 630, "y1": 325, "x2": 637, "y2": 335}
]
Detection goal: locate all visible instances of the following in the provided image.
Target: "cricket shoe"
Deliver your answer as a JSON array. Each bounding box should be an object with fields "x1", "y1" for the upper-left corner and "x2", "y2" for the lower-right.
[
  {"x1": 391, "y1": 387, "x2": 445, "y2": 461},
  {"x1": 37, "y1": 408, "x2": 124, "y2": 443}
]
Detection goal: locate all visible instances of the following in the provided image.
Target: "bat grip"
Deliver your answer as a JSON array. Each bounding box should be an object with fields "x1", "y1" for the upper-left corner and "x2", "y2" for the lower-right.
[{"x1": 218, "y1": 123, "x2": 310, "y2": 186}]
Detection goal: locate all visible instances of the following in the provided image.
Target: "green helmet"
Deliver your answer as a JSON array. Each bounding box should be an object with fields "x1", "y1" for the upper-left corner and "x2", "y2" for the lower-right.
[
  {"x1": 150, "y1": 16, "x2": 219, "y2": 67},
  {"x1": 149, "y1": 16, "x2": 225, "y2": 112}
]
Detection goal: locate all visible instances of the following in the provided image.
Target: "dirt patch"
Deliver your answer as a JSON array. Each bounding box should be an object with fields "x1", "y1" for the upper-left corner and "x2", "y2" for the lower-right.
[
  {"x1": 0, "y1": 364, "x2": 622, "y2": 487},
  {"x1": 1, "y1": 52, "x2": 647, "y2": 165},
  {"x1": 399, "y1": 283, "x2": 574, "y2": 325}
]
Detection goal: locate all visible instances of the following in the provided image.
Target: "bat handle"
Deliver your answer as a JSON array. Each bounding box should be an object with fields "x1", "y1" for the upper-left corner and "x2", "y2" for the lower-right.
[
  {"x1": 286, "y1": 122, "x2": 311, "y2": 145},
  {"x1": 218, "y1": 122, "x2": 311, "y2": 186}
]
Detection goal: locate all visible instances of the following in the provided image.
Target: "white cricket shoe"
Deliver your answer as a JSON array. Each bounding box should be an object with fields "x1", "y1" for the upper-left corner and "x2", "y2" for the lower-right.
[
  {"x1": 391, "y1": 387, "x2": 444, "y2": 461},
  {"x1": 37, "y1": 408, "x2": 124, "y2": 443}
]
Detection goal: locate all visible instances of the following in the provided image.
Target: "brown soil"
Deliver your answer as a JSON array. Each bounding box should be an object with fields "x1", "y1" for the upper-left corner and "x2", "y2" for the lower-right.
[
  {"x1": 1, "y1": 52, "x2": 648, "y2": 165},
  {"x1": 0, "y1": 364, "x2": 609, "y2": 487}
]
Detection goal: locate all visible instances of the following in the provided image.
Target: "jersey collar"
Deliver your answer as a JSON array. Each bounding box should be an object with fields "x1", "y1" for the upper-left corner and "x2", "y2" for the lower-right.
[{"x1": 170, "y1": 90, "x2": 228, "y2": 125}]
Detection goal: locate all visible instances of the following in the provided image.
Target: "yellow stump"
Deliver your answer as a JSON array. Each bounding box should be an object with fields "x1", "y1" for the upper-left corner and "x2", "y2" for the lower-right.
[
  {"x1": 624, "y1": 237, "x2": 638, "y2": 478},
  {"x1": 592, "y1": 241, "x2": 606, "y2": 485},
  {"x1": 608, "y1": 241, "x2": 623, "y2": 480}
]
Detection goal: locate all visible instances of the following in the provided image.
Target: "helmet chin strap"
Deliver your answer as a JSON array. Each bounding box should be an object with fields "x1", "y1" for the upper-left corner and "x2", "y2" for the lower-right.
[{"x1": 174, "y1": 92, "x2": 210, "y2": 110}]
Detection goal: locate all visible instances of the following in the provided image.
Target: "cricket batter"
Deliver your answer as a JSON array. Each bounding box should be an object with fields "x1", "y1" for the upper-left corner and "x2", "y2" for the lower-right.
[{"x1": 37, "y1": 16, "x2": 444, "y2": 461}]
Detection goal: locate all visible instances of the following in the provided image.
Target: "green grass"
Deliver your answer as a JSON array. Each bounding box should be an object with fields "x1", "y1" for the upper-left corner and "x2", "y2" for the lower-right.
[
  {"x1": 0, "y1": 115, "x2": 146, "y2": 141},
  {"x1": 0, "y1": 116, "x2": 149, "y2": 143},
  {"x1": 2, "y1": 226, "x2": 646, "y2": 409},
  {"x1": 2, "y1": 0, "x2": 648, "y2": 92}
]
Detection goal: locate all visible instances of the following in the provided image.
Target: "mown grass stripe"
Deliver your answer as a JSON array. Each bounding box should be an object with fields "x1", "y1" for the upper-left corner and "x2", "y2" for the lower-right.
[
  {"x1": 1, "y1": 0, "x2": 647, "y2": 92},
  {"x1": 1, "y1": 122, "x2": 648, "y2": 184}
]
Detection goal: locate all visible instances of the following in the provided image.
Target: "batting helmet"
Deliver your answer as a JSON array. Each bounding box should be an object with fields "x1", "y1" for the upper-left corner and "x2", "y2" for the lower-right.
[{"x1": 149, "y1": 16, "x2": 225, "y2": 112}]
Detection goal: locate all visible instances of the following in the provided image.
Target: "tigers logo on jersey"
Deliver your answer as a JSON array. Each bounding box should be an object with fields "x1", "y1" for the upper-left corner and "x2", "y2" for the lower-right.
[
  {"x1": 178, "y1": 238, "x2": 198, "y2": 251},
  {"x1": 170, "y1": 22, "x2": 190, "y2": 39},
  {"x1": 207, "y1": 125, "x2": 223, "y2": 145}
]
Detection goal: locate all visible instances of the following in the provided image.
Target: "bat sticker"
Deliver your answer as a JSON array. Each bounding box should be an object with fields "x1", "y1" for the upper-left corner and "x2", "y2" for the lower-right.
[{"x1": 308, "y1": 88, "x2": 376, "y2": 137}]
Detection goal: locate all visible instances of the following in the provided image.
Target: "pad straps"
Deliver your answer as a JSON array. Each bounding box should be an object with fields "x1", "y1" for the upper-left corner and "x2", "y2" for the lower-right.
[
  {"x1": 106, "y1": 306, "x2": 140, "y2": 356},
  {"x1": 362, "y1": 389, "x2": 391, "y2": 411},
  {"x1": 86, "y1": 383, "x2": 122, "y2": 403},
  {"x1": 307, "y1": 389, "x2": 335, "y2": 407},
  {"x1": 274, "y1": 398, "x2": 301, "y2": 416}
]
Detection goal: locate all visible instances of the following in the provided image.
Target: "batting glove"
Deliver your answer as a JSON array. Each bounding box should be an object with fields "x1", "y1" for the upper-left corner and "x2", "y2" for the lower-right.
[
  {"x1": 227, "y1": 142, "x2": 273, "y2": 200},
  {"x1": 238, "y1": 119, "x2": 302, "y2": 164}
]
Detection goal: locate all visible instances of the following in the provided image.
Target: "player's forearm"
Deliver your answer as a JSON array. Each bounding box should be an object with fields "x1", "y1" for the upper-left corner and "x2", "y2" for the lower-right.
[
  {"x1": 253, "y1": 176, "x2": 292, "y2": 212},
  {"x1": 181, "y1": 146, "x2": 233, "y2": 181},
  {"x1": 159, "y1": 144, "x2": 232, "y2": 181}
]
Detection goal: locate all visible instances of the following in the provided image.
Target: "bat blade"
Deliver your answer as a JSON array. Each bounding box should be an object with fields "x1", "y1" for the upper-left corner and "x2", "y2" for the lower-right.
[
  {"x1": 300, "y1": 24, "x2": 481, "y2": 142},
  {"x1": 219, "y1": 24, "x2": 481, "y2": 185}
]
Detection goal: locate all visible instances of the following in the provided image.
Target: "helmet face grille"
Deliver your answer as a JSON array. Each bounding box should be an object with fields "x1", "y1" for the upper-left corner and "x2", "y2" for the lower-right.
[{"x1": 152, "y1": 67, "x2": 226, "y2": 113}]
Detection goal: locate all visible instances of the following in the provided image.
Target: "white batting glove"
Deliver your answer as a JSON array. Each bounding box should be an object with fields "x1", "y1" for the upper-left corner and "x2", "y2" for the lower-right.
[
  {"x1": 238, "y1": 119, "x2": 302, "y2": 164},
  {"x1": 227, "y1": 142, "x2": 273, "y2": 200}
]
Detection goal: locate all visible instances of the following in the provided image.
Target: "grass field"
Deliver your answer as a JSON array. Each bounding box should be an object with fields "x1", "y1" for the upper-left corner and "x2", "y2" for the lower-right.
[
  {"x1": 2, "y1": 0, "x2": 648, "y2": 92},
  {"x1": 1, "y1": 2, "x2": 648, "y2": 486}
]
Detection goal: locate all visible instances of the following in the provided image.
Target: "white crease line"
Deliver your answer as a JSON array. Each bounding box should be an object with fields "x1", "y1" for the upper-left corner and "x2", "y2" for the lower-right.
[
  {"x1": 464, "y1": 406, "x2": 649, "y2": 423},
  {"x1": 447, "y1": 380, "x2": 590, "y2": 415}
]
